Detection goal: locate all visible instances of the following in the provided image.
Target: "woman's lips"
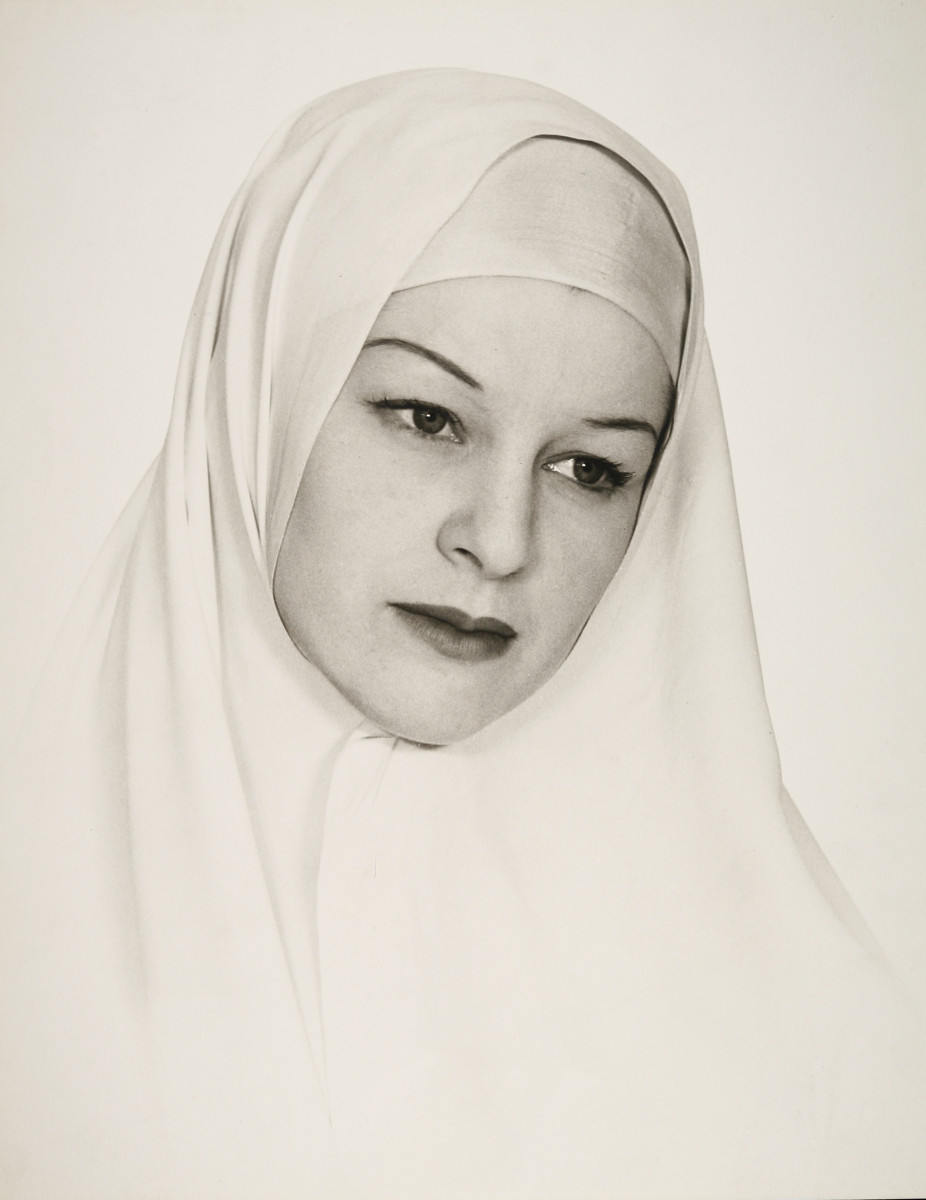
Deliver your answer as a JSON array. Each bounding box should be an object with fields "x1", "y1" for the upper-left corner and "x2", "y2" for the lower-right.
[{"x1": 389, "y1": 603, "x2": 516, "y2": 662}]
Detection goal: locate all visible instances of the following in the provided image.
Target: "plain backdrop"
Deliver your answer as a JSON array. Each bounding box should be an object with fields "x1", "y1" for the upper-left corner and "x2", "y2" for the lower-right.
[{"x1": 1, "y1": 0, "x2": 924, "y2": 998}]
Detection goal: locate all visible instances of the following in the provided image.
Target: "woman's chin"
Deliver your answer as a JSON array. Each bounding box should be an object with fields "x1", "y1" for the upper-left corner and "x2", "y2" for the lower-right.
[
  {"x1": 355, "y1": 692, "x2": 502, "y2": 747},
  {"x1": 368, "y1": 711, "x2": 486, "y2": 748}
]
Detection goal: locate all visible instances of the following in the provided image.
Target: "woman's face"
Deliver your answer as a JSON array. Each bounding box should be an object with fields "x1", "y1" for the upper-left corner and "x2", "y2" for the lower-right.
[{"x1": 274, "y1": 276, "x2": 672, "y2": 743}]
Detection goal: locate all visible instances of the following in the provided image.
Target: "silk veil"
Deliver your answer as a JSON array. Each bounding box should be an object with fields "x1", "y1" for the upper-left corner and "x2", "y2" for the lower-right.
[{"x1": 2, "y1": 69, "x2": 923, "y2": 1199}]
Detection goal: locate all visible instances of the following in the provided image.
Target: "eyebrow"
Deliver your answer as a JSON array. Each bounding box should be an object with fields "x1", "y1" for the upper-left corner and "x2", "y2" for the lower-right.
[
  {"x1": 583, "y1": 416, "x2": 659, "y2": 441},
  {"x1": 363, "y1": 338, "x2": 661, "y2": 439},
  {"x1": 363, "y1": 337, "x2": 483, "y2": 390}
]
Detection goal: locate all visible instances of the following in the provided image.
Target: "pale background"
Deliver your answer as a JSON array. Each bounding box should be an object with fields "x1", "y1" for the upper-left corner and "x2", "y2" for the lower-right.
[{"x1": 1, "y1": 0, "x2": 923, "y2": 996}]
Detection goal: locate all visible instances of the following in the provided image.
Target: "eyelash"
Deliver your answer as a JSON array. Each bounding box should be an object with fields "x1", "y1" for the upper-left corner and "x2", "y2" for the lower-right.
[
  {"x1": 549, "y1": 456, "x2": 634, "y2": 493},
  {"x1": 369, "y1": 396, "x2": 463, "y2": 442},
  {"x1": 367, "y1": 397, "x2": 635, "y2": 494}
]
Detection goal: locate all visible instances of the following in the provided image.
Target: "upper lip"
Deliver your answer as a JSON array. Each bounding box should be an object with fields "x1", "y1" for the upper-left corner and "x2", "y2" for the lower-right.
[{"x1": 391, "y1": 603, "x2": 517, "y2": 639}]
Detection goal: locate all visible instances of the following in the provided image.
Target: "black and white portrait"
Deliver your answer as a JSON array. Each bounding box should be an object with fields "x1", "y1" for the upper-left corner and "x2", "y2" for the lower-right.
[{"x1": 2, "y1": 3, "x2": 924, "y2": 1196}]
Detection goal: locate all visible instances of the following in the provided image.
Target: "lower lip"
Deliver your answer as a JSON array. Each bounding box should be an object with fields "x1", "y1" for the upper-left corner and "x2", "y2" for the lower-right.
[{"x1": 391, "y1": 607, "x2": 513, "y2": 663}]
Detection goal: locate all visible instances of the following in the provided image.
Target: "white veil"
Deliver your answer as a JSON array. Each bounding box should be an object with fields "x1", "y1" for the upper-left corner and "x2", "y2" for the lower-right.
[{"x1": 2, "y1": 69, "x2": 923, "y2": 1199}]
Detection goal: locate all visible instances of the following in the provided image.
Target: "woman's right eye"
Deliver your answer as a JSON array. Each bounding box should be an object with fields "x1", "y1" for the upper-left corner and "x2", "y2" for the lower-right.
[
  {"x1": 410, "y1": 405, "x2": 449, "y2": 435},
  {"x1": 369, "y1": 398, "x2": 462, "y2": 442}
]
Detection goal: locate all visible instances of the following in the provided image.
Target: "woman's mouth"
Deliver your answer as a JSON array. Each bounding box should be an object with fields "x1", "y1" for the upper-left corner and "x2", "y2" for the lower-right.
[{"x1": 389, "y1": 603, "x2": 516, "y2": 662}]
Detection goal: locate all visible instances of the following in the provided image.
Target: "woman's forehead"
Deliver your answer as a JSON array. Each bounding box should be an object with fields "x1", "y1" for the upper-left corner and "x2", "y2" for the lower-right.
[{"x1": 354, "y1": 277, "x2": 672, "y2": 433}]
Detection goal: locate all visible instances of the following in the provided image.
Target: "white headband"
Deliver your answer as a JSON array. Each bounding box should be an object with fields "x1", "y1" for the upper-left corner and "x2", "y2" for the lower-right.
[{"x1": 398, "y1": 136, "x2": 689, "y2": 382}]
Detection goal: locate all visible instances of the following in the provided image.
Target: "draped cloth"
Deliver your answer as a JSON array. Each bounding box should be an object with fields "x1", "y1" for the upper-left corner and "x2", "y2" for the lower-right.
[{"x1": 2, "y1": 69, "x2": 924, "y2": 1198}]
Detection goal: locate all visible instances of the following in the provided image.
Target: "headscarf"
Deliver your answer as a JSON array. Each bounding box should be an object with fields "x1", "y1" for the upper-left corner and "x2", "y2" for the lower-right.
[
  {"x1": 397, "y1": 134, "x2": 689, "y2": 381},
  {"x1": 1, "y1": 69, "x2": 923, "y2": 1200}
]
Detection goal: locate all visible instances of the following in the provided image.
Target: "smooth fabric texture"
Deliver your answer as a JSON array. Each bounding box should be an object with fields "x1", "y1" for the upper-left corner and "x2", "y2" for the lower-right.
[
  {"x1": 2, "y1": 69, "x2": 924, "y2": 1199},
  {"x1": 398, "y1": 135, "x2": 689, "y2": 379}
]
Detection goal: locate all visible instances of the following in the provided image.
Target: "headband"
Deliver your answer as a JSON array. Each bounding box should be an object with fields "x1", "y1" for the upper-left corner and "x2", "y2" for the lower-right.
[{"x1": 398, "y1": 137, "x2": 689, "y2": 381}]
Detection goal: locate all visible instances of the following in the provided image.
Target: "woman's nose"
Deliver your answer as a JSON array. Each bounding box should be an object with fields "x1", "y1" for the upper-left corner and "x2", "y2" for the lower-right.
[{"x1": 436, "y1": 465, "x2": 535, "y2": 580}]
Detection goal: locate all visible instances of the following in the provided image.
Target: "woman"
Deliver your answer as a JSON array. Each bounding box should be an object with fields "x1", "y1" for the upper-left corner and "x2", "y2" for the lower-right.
[{"x1": 1, "y1": 69, "x2": 922, "y2": 1198}]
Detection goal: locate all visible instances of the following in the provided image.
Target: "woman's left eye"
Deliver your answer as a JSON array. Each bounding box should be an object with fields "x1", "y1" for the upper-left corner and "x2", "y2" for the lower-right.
[{"x1": 546, "y1": 455, "x2": 634, "y2": 492}]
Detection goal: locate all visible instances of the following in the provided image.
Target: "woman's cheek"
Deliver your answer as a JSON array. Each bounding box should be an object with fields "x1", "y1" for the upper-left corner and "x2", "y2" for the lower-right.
[{"x1": 548, "y1": 499, "x2": 636, "y2": 621}]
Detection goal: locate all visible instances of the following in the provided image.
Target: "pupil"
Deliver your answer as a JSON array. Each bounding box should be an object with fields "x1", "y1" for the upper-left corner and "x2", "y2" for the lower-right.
[
  {"x1": 574, "y1": 457, "x2": 604, "y2": 485},
  {"x1": 414, "y1": 407, "x2": 447, "y2": 435}
]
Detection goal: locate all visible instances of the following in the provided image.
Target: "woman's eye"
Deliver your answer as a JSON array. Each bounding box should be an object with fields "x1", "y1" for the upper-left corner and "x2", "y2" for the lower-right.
[
  {"x1": 411, "y1": 406, "x2": 450, "y2": 436},
  {"x1": 369, "y1": 398, "x2": 461, "y2": 442},
  {"x1": 546, "y1": 455, "x2": 633, "y2": 492}
]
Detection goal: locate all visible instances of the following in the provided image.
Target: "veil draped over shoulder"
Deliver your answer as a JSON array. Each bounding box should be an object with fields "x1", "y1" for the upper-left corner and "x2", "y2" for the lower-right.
[{"x1": 1, "y1": 70, "x2": 923, "y2": 1199}]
